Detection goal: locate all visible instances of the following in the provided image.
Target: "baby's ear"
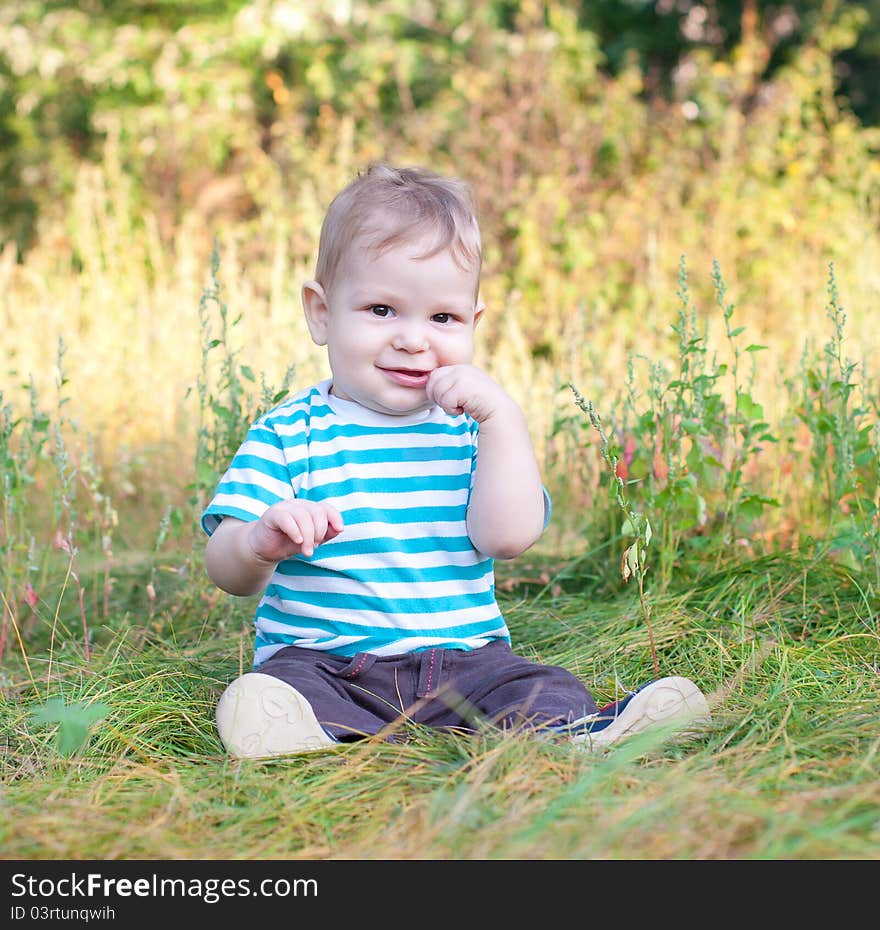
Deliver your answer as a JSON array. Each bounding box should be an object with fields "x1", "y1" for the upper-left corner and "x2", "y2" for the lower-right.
[
  {"x1": 473, "y1": 299, "x2": 486, "y2": 328},
  {"x1": 302, "y1": 281, "x2": 330, "y2": 346}
]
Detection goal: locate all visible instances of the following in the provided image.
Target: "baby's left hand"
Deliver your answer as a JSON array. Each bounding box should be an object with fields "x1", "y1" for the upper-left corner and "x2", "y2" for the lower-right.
[{"x1": 426, "y1": 365, "x2": 516, "y2": 424}]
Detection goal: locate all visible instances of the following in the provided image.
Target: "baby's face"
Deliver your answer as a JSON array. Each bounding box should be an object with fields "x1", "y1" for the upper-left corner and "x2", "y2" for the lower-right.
[{"x1": 312, "y1": 237, "x2": 482, "y2": 416}]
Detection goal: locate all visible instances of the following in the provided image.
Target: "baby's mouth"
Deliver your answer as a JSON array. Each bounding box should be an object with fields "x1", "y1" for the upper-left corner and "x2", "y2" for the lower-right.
[{"x1": 379, "y1": 367, "x2": 432, "y2": 388}]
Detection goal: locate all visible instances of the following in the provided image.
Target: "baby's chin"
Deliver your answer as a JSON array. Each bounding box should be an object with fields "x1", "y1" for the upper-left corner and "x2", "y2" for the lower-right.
[
  {"x1": 368, "y1": 397, "x2": 434, "y2": 417},
  {"x1": 330, "y1": 384, "x2": 433, "y2": 417}
]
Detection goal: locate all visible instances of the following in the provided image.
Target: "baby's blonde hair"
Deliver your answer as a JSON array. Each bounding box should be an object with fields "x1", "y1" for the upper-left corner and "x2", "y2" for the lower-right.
[{"x1": 314, "y1": 163, "x2": 482, "y2": 295}]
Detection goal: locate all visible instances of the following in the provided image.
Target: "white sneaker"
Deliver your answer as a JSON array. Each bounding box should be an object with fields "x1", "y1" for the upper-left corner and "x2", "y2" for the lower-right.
[
  {"x1": 570, "y1": 676, "x2": 712, "y2": 751},
  {"x1": 216, "y1": 672, "x2": 336, "y2": 759}
]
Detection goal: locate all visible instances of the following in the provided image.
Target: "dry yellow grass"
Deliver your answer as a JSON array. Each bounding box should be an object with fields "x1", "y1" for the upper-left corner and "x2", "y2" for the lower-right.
[{"x1": 3, "y1": 145, "x2": 878, "y2": 476}]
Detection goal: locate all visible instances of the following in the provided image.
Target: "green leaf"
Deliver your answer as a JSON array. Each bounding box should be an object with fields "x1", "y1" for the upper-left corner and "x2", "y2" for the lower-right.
[
  {"x1": 745, "y1": 344, "x2": 768, "y2": 353},
  {"x1": 736, "y1": 391, "x2": 764, "y2": 420},
  {"x1": 196, "y1": 460, "x2": 218, "y2": 485},
  {"x1": 736, "y1": 494, "x2": 780, "y2": 521},
  {"x1": 169, "y1": 506, "x2": 184, "y2": 535},
  {"x1": 816, "y1": 413, "x2": 835, "y2": 434},
  {"x1": 211, "y1": 404, "x2": 234, "y2": 423},
  {"x1": 28, "y1": 698, "x2": 109, "y2": 757}
]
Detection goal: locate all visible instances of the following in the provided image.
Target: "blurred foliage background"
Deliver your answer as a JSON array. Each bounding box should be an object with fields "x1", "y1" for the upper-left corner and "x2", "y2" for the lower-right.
[
  {"x1": 2, "y1": 0, "x2": 879, "y2": 256},
  {"x1": 0, "y1": 0, "x2": 878, "y2": 552}
]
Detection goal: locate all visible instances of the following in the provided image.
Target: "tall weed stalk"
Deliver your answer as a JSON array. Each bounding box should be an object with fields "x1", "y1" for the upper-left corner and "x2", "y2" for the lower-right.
[
  {"x1": 191, "y1": 242, "x2": 296, "y2": 516},
  {"x1": 0, "y1": 339, "x2": 118, "y2": 673},
  {"x1": 0, "y1": 382, "x2": 48, "y2": 664},
  {"x1": 569, "y1": 386, "x2": 660, "y2": 677},
  {"x1": 567, "y1": 260, "x2": 879, "y2": 605},
  {"x1": 596, "y1": 258, "x2": 779, "y2": 587},
  {"x1": 156, "y1": 244, "x2": 298, "y2": 620},
  {"x1": 792, "y1": 264, "x2": 880, "y2": 583}
]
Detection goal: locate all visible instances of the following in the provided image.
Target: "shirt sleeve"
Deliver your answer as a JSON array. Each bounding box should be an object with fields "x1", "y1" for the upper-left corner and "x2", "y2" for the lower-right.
[
  {"x1": 541, "y1": 485, "x2": 552, "y2": 529},
  {"x1": 200, "y1": 415, "x2": 304, "y2": 535},
  {"x1": 467, "y1": 414, "x2": 479, "y2": 498}
]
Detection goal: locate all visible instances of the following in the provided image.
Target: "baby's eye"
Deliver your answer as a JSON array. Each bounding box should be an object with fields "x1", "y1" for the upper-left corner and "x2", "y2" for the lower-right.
[
  {"x1": 370, "y1": 305, "x2": 393, "y2": 317},
  {"x1": 432, "y1": 312, "x2": 452, "y2": 324}
]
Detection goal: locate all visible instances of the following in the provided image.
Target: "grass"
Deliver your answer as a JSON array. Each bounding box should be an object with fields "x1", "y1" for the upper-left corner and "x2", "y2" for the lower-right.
[{"x1": 1, "y1": 545, "x2": 878, "y2": 860}]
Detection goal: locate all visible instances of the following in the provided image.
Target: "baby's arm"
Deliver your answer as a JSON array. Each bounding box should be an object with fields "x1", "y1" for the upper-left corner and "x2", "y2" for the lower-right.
[
  {"x1": 427, "y1": 365, "x2": 545, "y2": 560},
  {"x1": 205, "y1": 500, "x2": 344, "y2": 596}
]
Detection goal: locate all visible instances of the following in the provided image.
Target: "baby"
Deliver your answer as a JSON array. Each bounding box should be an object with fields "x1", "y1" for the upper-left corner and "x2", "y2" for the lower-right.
[{"x1": 202, "y1": 164, "x2": 710, "y2": 757}]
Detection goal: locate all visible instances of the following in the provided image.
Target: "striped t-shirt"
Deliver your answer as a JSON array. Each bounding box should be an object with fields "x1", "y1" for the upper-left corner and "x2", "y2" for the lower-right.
[{"x1": 202, "y1": 379, "x2": 513, "y2": 665}]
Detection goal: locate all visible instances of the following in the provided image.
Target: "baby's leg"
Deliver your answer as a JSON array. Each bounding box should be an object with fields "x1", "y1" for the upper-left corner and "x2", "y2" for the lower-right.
[
  {"x1": 446, "y1": 642, "x2": 710, "y2": 749},
  {"x1": 442, "y1": 641, "x2": 600, "y2": 731},
  {"x1": 215, "y1": 646, "x2": 394, "y2": 759}
]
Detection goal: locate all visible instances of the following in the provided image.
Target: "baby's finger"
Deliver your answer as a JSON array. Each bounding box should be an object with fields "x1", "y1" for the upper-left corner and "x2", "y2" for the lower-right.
[
  {"x1": 321, "y1": 505, "x2": 344, "y2": 542},
  {"x1": 426, "y1": 366, "x2": 454, "y2": 400},
  {"x1": 273, "y1": 508, "x2": 304, "y2": 546},
  {"x1": 310, "y1": 507, "x2": 329, "y2": 544},
  {"x1": 433, "y1": 383, "x2": 466, "y2": 416},
  {"x1": 324, "y1": 504, "x2": 345, "y2": 534},
  {"x1": 424, "y1": 371, "x2": 451, "y2": 407},
  {"x1": 295, "y1": 513, "x2": 318, "y2": 557}
]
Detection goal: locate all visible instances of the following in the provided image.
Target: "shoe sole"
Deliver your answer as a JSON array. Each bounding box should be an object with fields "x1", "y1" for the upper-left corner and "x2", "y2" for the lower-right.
[
  {"x1": 573, "y1": 676, "x2": 711, "y2": 751},
  {"x1": 216, "y1": 672, "x2": 336, "y2": 759}
]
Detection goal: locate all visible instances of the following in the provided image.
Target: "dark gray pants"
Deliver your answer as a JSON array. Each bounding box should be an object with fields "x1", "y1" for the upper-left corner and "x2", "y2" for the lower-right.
[{"x1": 257, "y1": 640, "x2": 599, "y2": 741}]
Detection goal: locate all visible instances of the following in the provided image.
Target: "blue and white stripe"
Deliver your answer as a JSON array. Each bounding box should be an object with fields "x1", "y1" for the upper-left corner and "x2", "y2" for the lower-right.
[{"x1": 202, "y1": 380, "x2": 511, "y2": 664}]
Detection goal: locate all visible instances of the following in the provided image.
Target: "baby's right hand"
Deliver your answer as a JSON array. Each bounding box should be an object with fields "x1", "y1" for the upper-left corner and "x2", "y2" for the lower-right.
[{"x1": 248, "y1": 499, "x2": 344, "y2": 562}]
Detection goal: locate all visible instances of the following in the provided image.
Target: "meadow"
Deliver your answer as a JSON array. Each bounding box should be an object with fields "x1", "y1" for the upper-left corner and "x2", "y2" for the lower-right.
[{"x1": 1, "y1": 2, "x2": 878, "y2": 860}]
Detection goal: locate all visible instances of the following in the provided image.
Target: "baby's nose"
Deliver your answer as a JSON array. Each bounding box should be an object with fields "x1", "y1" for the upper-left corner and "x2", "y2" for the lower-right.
[{"x1": 391, "y1": 322, "x2": 429, "y2": 352}]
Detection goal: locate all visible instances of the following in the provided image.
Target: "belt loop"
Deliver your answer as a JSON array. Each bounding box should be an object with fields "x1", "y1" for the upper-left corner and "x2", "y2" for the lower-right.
[
  {"x1": 416, "y1": 649, "x2": 443, "y2": 698},
  {"x1": 316, "y1": 652, "x2": 376, "y2": 679},
  {"x1": 342, "y1": 652, "x2": 376, "y2": 679}
]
